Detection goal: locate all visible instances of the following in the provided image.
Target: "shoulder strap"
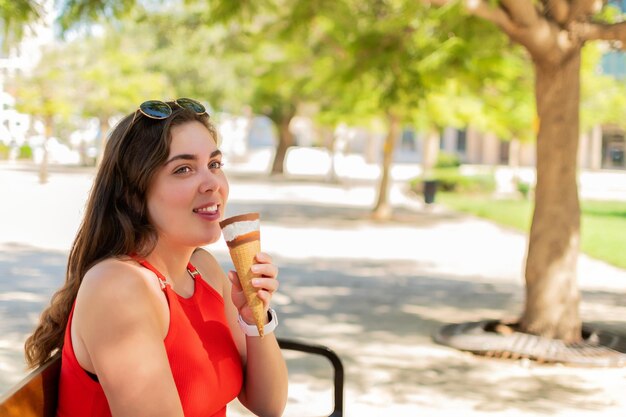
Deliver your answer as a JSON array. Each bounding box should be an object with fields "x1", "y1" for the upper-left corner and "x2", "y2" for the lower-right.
[
  {"x1": 186, "y1": 262, "x2": 202, "y2": 280},
  {"x1": 134, "y1": 258, "x2": 168, "y2": 290},
  {"x1": 130, "y1": 255, "x2": 202, "y2": 290}
]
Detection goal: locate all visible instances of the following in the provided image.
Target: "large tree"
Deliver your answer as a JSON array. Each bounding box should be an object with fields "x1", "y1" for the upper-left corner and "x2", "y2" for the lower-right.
[{"x1": 425, "y1": 0, "x2": 626, "y2": 341}]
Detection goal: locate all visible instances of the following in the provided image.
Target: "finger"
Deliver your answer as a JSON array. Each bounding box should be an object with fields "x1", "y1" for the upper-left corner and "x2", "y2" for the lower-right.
[
  {"x1": 228, "y1": 270, "x2": 243, "y2": 291},
  {"x1": 255, "y1": 252, "x2": 273, "y2": 264},
  {"x1": 252, "y1": 277, "x2": 279, "y2": 292},
  {"x1": 256, "y1": 289, "x2": 272, "y2": 308},
  {"x1": 251, "y1": 263, "x2": 278, "y2": 278}
]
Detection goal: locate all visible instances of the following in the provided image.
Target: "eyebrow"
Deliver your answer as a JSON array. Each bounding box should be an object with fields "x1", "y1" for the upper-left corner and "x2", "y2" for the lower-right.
[{"x1": 165, "y1": 149, "x2": 222, "y2": 165}]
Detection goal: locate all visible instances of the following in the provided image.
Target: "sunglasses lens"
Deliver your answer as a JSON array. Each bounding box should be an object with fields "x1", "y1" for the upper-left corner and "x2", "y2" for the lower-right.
[
  {"x1": 139, "y1": 100, "x2": 172, "y2": 119},
  {"x1": 176, "y1": 98, "x2": 206, "y2": 115}
]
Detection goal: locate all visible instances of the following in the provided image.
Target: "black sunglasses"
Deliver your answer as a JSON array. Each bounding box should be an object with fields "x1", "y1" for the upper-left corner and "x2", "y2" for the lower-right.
[
  {"x1": 138, "y1": 98, "x2": 207, "y2": 119},
  {"x1": 120, "y1": 98, "x2": 208, "y2": 142}
]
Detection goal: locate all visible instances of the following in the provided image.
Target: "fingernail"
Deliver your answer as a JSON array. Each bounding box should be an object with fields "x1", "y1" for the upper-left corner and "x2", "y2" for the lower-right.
[{"x1": 252, "y1": 279, "x2": 261, "y2": 286}]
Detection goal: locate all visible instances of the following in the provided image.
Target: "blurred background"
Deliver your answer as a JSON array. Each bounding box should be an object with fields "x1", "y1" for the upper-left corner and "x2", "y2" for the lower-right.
[{"x1": 1, "y1": 1, "x2": 626, "y2": 416}]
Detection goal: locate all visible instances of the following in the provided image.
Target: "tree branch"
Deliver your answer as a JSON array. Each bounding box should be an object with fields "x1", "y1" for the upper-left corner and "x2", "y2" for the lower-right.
[
  {"x1": 460, "y1": 0, "x2": 518, "y2": 37},
  {"x1": 500, "y1": 0, "x2": 540, "y2": 27},
  {"x1": 567, "y1": 0, "x2": 604, "y2": 23},
  {"x1": 423, "y1": 0, "x2": 574, "y2": 61},
  {"x1": 544, "y1": 0, "x2": 570, "y2": 24},
  {"x1": 575, "y1": 20, "x2": 626, "y2": 47}
]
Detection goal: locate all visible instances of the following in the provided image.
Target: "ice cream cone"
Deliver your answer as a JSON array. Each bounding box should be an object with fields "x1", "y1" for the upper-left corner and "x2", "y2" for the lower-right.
[{"x1": 220, "y1": 213, "x2": 266, "y2": 337}]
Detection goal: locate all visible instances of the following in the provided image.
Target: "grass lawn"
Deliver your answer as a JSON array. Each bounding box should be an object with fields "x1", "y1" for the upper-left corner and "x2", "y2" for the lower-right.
[{"x1": 437, "y1": 193, "x2": 626, "y2": 270}]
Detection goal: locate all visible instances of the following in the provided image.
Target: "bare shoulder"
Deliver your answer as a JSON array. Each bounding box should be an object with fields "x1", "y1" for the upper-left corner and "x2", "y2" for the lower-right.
[
  {"x1": 191, "y1": 248, "x2": 227, "y2": 296},
  {"x1": 78, "y1": 258, "x2": 161, "y2": 300},
  {"x1": 74, "y1": 258, "x2": 166, "y2": 329}
]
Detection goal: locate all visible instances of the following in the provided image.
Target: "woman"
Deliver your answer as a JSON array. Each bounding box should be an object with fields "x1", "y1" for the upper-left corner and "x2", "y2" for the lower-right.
[{"x1": 24, "y1": 99, "x2": 288, "y2": 417}]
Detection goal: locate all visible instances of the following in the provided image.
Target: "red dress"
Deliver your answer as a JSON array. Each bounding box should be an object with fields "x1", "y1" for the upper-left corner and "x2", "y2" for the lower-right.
[{"x1": 56, "y1": 260, "x2": 243, "y2": 417}]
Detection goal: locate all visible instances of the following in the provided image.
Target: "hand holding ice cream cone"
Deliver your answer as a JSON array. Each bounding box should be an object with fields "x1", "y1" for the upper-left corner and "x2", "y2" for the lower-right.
[{"x1": 220, "y1": 212, "x2": 277, "y2": 337}]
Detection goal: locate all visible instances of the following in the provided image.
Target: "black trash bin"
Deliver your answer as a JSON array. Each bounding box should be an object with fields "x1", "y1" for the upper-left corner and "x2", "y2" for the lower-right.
[{"x1": 423, "y1": 180, "x2": 438, "y2": 204}]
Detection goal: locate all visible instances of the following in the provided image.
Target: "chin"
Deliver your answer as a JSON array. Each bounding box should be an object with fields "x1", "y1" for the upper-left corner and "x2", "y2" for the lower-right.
[{"x1": 198, "y1": 233, "x2": 221, "y2": 246}]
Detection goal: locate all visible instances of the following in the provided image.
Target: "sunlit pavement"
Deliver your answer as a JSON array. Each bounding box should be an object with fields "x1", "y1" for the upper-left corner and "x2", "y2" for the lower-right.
[{"x1": 1, "y1": 160, "x2": 625, "y2": 417}]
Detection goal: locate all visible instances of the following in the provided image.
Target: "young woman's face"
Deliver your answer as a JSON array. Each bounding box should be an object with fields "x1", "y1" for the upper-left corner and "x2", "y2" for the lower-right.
[{"x1": 146, "y1": 120, "x2": 229, "y2": 248}]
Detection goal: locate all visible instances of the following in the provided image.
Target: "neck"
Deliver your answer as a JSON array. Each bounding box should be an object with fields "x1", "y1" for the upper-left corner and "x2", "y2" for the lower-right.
[{"x1": 144, "y1": 241, "x2": 196, "y2": 288}]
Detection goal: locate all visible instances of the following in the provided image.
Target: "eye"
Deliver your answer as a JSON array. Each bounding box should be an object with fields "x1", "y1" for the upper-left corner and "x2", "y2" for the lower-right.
[
  {"x1": 209, "y1": 161, "x2": 224, "y2": 170},
  {"x1": 174, "y1": 166, "x2": 192, "y2": 174}
]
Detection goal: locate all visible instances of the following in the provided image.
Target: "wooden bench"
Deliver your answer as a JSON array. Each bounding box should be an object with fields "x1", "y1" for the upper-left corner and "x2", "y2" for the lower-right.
[
  {"x1": 0, "y1": 352, "x2": 61, "y2": 417},
  {"x1": 0, "y1": 338, "x2": 344, "y2": 417}
]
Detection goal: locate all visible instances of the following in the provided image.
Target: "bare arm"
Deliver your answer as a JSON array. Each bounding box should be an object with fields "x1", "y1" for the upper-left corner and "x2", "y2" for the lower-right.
[
  {"x1": 72, "y1": 260, "x2": 184, "y2": 417},
  {"x1": 193, "y1": 249, "x2": 288, "y2": 417}
]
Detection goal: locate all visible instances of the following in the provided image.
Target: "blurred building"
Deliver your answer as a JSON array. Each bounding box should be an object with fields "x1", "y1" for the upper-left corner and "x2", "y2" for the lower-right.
[{"x1": 584, "y1": 0, "x2": 626, "y2": 170}]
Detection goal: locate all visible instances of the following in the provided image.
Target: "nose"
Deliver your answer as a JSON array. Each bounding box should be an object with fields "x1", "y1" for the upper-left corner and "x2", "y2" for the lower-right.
[{"x1": 199, "y1": 169, "x2": 220, "y2": 193}]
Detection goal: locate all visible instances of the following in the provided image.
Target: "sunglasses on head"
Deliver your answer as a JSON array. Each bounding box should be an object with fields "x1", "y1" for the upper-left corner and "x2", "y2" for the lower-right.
[
  {"x1": 137, "y1": 98, "x2": 207, "y2": 119},
  {"x1": 120, "y1": 98, "x2": 208, "y2": 143}
]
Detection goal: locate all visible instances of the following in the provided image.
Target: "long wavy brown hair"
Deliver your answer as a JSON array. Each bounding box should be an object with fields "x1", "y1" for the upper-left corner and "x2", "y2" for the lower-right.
[{"x1": 25, "y1": 102, "x2": 216, "y2": 368}]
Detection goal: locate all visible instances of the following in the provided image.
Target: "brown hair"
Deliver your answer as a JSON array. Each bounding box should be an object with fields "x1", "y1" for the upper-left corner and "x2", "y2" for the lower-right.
[{"x1": 25, "y1": 102, "x2": 216, "y2": 368}]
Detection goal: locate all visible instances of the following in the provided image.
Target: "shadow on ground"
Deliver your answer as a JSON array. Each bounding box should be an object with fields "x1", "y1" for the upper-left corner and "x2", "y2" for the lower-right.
[
  {"x1": 215, "y1": 253, "x2": 626, "y2": 415},
  {"x1": 0, "y1": 245, "x2": 67, "y2": 391}
]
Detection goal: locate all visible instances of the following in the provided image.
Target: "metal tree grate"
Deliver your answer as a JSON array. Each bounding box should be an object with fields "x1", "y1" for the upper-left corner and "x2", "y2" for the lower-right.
[{"x1": 433, "y1": 320, "x2": 626, "y2": 367}]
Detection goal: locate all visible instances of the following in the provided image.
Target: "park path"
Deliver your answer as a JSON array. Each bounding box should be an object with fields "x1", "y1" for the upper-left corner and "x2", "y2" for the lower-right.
[{"x1": 1, "y1": 162, "x2": 625, "y2": 417}]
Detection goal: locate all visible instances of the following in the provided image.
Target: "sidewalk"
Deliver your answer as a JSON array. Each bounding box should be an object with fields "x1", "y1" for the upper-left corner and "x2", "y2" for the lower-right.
[{"x1": 1, "y1": 162, "x2": 625, "y2": 417}]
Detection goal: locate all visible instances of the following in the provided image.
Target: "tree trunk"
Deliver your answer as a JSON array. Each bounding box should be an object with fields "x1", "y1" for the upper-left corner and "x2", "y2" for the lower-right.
[
  {"x1": 372, "y1": 113, "x2": 400, "y2": 221},
  {"x1": 324, "y1": 127, "x2": 339, "y2": 182},
  {"x1": 421, "y1": 129, "x2": 440, "y2": 179},
  {"x1": 270, "y1": 116, "x2": 295, "y2": 175},
  {"x1": 39, "y1": 119, "x2": 52, "y2": 184},
  {"x1": 96, "y1": 118, "x2": 109, "y2": 167},
  {"x1": 519, "y1": 50, "x2": 582, "y2": 342}
]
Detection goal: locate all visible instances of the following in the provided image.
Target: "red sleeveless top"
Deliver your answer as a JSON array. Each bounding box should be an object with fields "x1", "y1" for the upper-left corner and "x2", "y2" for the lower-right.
[{"x1": 56, "y1": 260, "x2": 244, "y2": 417}]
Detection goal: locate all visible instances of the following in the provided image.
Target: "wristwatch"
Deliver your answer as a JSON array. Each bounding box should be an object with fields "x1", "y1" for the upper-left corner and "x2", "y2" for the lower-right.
[{"x1": 238, "y1": 308, "x2": 278, "y2": 336}]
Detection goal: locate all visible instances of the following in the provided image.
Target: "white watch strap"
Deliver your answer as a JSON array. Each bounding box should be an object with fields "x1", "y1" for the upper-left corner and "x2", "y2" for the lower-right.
[{"x1": 238, "y1": 308, "x2": 278, "y2": 337}]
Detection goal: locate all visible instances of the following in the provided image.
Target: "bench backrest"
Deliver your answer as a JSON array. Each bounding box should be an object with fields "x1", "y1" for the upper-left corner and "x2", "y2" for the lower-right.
[{"x1": 0, "y1": 353, "x2": 61, "y2": 417}]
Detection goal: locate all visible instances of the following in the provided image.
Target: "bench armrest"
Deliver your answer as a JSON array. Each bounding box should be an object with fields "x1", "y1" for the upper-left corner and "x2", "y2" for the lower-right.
[{"x1": 278, "y1": 338, "x2": 344, "y2": 417}]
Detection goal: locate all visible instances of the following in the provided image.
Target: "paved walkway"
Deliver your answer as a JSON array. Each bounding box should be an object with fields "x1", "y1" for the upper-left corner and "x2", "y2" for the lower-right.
[{"x1": 1, "y1": 161, "x2": 625, "y2": 416}]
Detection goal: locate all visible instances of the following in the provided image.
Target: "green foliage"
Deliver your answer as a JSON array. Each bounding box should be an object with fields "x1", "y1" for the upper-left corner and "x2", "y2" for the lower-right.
[
  {"x1": 0, "y1": 0, "x2": 41, "y2": 50},
  {"x1": 318, "y1": 1, "x2": 473, "y2": 124},
  {"x1": 435, "y1": 151, "x2": 461, "y2": 169},
  {"x1": 13, "y1": 44, "x2": 75, "y2": 129},
  {"x1": 516, "y1": 180, "x2": 531, "y2": 199},
  {"x1": 56, "y1": 0, "x2": 138, "y2": 32},
  {"x1": 580, "y1": 200, "x2": 626, "y2": 269},
  {"x1": 581, "y1": 43, "x2": 626, "y2": 132},
  {"x1": 439, "y1": 194, "x2": 626, "y2": 269},
  {"x1": 0, "y1": 142, "x2": 9, "y2": 159},
  {"x1": 71, "y1": 23, "x2": 174, "y2": 121},
  {"x1": 439, "y1": 191, "x2": 533, "y2": 229},
  {"x1": 410, "y1": 168, "x2": 495, "y2": 194},
  {"x1": 593, "y1": 2, "x2": 625, "y2": 23},
  {"x1": 18, "y1": 143, "x2": 32, "y2": 159},
  {"x1": 153, "y1": 1, "x2": 323, "y2": 126},
  {"x1": 137, "y1": 7, "x2": 244, "y2": 110},
  {"x1": 52, "y1": 0, "x2": 539, "y2": 147}
]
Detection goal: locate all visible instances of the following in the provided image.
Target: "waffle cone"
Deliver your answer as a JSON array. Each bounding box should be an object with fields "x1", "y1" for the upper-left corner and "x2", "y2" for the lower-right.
[{"x1": 228, "y1": 238, "x2": 266, "y2": 337}]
